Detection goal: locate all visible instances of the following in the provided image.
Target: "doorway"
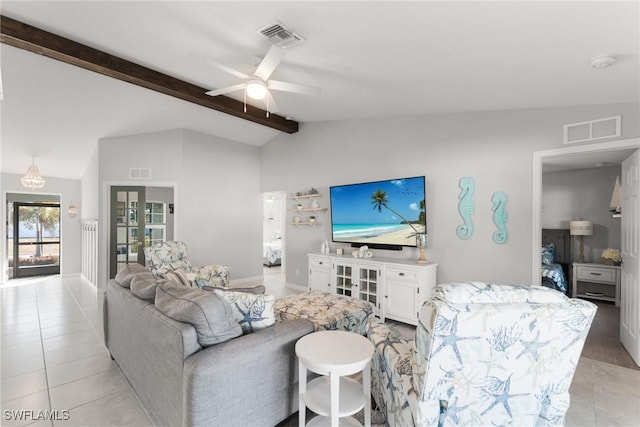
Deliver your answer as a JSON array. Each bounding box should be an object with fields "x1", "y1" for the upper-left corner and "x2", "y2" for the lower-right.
[
  {"x1": 263, "y1": 191, "x2": 285, "y2": 275},
  {"x1": 6, "y1": 194, "x2": 61, "y2": 279},
  {"x1": 109, "y1": 186, "x2": 175, "y2": 279},
  {"x1": 532, "y1": 138, "x2": 640, "y2": 368}
]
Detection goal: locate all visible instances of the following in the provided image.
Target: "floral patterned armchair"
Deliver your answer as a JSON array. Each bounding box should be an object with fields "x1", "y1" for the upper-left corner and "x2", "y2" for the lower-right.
[
  {"x1": 367, "y1": 282, "x2": 597, "y2": 427},
  {"x1": 143, "y1": 241, "x2": 230, "y2": 288}
]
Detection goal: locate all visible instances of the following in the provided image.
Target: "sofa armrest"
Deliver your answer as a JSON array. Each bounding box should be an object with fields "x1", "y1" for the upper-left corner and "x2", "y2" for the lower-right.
[{"x1": 183, "y1": 318, "x2": 314, "y2": 427}]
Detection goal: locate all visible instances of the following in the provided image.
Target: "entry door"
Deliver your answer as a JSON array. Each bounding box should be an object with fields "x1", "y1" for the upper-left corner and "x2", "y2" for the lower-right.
[
  {"x1": 620, "y1": 149, "x2": 640, "y2": 366},
  {"x1": 9, "y1": 202, "x2": 61, "y2": 278},
  {"x1": 110, "y1": 187, "x2": 146, "y2": 278}
]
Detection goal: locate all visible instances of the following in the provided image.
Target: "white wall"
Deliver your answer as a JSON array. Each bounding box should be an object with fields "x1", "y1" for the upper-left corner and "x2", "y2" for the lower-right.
[
  {"x1": 542, "y1": 165, "x2": 621, "y2": 263},
  {"x1": 98, "y1": 128, "x2": 262, "y2": 286},
  {"x1": 260, "y1": 102, "x2": 639, "y2": 286},
  {"x1": 81, "y1": 144, "x2": 100, "y2": 220},
  {"x1": 1, "y1": 173, "x2": 82, "y2": 277}
]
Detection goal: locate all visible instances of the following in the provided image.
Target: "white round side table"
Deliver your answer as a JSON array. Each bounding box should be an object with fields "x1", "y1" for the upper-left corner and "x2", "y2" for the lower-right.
[{"x1": 295, "y1": 330, "x2": 375, "y2": 427}]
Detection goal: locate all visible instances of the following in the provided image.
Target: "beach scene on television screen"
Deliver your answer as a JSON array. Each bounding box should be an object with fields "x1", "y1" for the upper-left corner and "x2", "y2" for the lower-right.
[{"x1": 331, "y1": 177, "x2": 426, "y2": 246}]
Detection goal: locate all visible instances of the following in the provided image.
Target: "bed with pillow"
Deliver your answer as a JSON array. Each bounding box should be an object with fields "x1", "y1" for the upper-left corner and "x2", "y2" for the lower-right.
[
  {"x1": 541, "y1": 228, "x2": 571, "y2": 295},
  {"x1": 263, "y1": 239, "x2": 282, "y2": 267}
]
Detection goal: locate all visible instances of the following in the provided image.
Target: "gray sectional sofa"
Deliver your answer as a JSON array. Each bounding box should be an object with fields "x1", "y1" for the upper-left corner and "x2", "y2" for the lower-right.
[{"x1": 105, "y1": 276, "x2": 314, "y2": 427}]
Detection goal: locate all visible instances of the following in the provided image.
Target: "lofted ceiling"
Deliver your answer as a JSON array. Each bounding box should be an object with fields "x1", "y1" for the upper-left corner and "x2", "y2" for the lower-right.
[{"x1": 1, "y1": 1, "x2": 639, "y2": 179}]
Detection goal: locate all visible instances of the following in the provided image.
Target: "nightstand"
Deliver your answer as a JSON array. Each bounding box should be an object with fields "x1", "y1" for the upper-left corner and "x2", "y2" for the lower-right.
[{"x1": 572, "y1": 262, "x2": 621, "y2": 307}]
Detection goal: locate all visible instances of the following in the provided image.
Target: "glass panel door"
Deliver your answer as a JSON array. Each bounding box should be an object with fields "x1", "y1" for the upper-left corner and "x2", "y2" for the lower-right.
[
  {"x1": 110, "y1": 187, "x2": 146, "y2": 278},
  {"x1": 10, "y1": 202, "x2": 61, "y2": 278}
]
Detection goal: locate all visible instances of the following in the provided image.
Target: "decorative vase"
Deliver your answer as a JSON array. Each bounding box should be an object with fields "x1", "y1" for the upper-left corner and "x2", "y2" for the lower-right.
[{"x1": 416, "y1": 233, "x2": 428, "y2": 264}]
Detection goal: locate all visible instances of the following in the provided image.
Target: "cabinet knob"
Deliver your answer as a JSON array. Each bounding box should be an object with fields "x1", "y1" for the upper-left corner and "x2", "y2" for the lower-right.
[
  {"x1": 385, "y1": 295, "x2": 388, "y2": 298},
  {"x1": 590, "y1": 272, "x2": 602, "y2": 276},
  {"x1": 319, "y1": 261, "x2": 323, "y2": 265},
  {"x1": 399, "y1": 272, "x2": 405, "y2": 276}
]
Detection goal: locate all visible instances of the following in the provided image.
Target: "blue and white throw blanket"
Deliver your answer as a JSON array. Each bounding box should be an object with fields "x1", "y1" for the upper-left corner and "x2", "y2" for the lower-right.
[{"x1": 541, "y1": 263, "x2": 567, "y2": 294}]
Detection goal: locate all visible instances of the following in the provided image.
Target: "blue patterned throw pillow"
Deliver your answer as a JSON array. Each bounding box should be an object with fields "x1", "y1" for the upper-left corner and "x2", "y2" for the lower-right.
[
  {"x1": 541, "y1": 243, "x2": 555, "y2": 265},
  {"x1": 212, "y1": 290, "x2": 276, "y2": 334}
]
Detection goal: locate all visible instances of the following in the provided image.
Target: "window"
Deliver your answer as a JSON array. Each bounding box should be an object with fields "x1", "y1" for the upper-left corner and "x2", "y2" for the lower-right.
[{"x1": 144, "y1": 202, "x2": 166, "y2": 247}]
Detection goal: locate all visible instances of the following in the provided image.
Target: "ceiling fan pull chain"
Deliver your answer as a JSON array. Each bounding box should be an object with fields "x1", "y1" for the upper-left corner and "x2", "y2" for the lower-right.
[
  {"x1": 243, "y1": 89, "x2": 247, "y2": 113},
  {"x1": 266, "y1": 95, "x2": 270, "y2": 118}
]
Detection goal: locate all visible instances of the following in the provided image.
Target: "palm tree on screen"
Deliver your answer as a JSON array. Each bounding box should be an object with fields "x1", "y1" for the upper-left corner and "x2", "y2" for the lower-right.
[{"x1": 370, "y1": 189, "x2": 421, "y2": 235}]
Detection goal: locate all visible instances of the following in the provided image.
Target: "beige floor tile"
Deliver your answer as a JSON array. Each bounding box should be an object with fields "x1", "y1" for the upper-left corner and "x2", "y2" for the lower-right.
[
  {"x1": 1, "y1": 369, "x2": 48, "y2": 403},
  {"x1": 42, "y1": 329, "x2": 100, "y2": 352},
  {"x1": 39, "y1": 321, "x2": 93, "y2": 340},
  {"x1": 0, "y1": 390, "x2": 50, "y2": 427},
  {"x1": 53, "y1": 389, "x2": 153, "y2": 427},
  {"x1": 44, "y1": 339, "x2": 108, "y2": 367},
  {"x1": 46, "y1": 353, "x2": 116, "y2": 388},
  {"x1": 1, "y1": 330, "x2": 42, "y2": 348},
  {"x1": 1, "y1": 341, "x2": 43, "y2": 363},
  {"x1": 2, "y1": 353, "x2": 45, "y2": 379},
  {"x1": 49, "y1": 367, "x2": 128, "y2": 411}
]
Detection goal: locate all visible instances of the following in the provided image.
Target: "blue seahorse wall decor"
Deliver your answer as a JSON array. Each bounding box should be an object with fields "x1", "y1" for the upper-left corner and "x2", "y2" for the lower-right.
[
  {"x1": 456, "y1": 177, "x2": 475, "y2": 239},
  {"x1": 492, "y1": 191, "x2": 508, "y2": 244}
]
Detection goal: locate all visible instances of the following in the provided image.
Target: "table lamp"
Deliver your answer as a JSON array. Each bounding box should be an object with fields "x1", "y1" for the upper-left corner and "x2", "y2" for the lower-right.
[{"x1": 570, "y1": 220, "x2": 593, "y2": 263}]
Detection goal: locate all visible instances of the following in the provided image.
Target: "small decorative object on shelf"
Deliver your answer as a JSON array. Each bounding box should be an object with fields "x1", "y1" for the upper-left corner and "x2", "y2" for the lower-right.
[
  {"x1": 309, "y1": 215, "x2": 316, "y2": 223},
  {"x1": 296, "y1": 203, "x2": 303, "y2": 210},
  {"x1": 416, "y1": 233, "x2": 428, "y2": 264},
  {"x1": 294, "y1": 216, "x2": 301, "y2": 224},
  {"x1": 602, "y1": 248, "x2": 622, "y2": 266}
]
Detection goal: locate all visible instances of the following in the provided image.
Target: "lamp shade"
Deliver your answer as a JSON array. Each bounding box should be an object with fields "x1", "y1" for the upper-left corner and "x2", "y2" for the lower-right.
[{"x1": 570, "y1": 220, "x2": 593, "y2": 236}]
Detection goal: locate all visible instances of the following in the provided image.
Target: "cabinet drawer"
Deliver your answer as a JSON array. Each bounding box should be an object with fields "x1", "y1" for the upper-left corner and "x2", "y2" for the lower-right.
[
  {"x1": 577, "y1": 267, "x2": 616, "y2": 284},
  {"x1": 386, "y1": 267, "x2": 419, "y2": 282},
  {"x1": 309, "y1": 257, "x2": 330, "y2": 270}
]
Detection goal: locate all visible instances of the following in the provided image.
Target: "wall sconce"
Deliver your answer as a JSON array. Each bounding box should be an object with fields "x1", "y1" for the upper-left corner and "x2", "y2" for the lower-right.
[{"x1": 68, "y1": 200, "x2": 78, "y2": 218}]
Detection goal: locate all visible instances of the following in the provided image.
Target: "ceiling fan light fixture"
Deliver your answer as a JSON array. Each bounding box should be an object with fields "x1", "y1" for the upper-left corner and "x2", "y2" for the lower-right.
[
  {"x1": 246, "y1": 79, "x2": 267, "y2": 100},
  {"x1": 590, "y1": 55, "x2": 617, "y2": 69}
]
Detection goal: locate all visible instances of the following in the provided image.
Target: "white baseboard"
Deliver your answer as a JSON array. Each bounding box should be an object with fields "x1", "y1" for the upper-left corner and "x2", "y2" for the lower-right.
[
  {"x1": 62, "y1": 273, "x2": 82, "y2": 278},
  {"x1": 285, "y1": 283, "x2": 307, "y2": 292},
  {"x1": 230, "y1": 275, "x2": 263, "y2": 285}
]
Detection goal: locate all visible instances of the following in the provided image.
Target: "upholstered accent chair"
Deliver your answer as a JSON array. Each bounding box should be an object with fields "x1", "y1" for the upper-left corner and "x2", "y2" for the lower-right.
[
  {"x1": 367, "y1": 282, "x2": 597, "y2": 427},
  {"x1": 143, "y1": 241, "x2": 230, "y2": 288}
]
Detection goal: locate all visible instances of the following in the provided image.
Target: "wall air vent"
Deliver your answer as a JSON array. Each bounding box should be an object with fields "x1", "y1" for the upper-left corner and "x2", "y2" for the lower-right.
[
  {"x1": 256, "y1": 21, "x2": 305, "y2": 48},
  {"x1": 563, "y1": 116, "x2": 621, "y2": 144},
  {"x1": 129, "y1": 168, "x2": 151, "y2": 180}
]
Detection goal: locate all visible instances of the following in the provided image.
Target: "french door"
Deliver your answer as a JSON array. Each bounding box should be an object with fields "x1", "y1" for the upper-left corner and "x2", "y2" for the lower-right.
[
  {"x1": 8, "y1": 202, "x2": 61, "y2": 278},
  {"x1": 110, "y1": 187, "x2": 146, "y2": 278}
]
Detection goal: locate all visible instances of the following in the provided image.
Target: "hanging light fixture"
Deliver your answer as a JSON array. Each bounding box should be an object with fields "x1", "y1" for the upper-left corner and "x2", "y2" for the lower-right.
[{"x1": 21, "y1": 156, "x2": 46, "y2": 190}]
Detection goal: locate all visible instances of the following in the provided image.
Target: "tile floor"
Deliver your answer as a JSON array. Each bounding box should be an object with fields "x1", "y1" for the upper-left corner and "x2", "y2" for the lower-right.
[{"x1": 2, "y1": 273, "x2": 639, "y2": 427}]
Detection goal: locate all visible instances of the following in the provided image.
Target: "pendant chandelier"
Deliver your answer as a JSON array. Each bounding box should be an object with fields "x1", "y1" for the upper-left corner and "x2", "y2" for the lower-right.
[{"x1": 21, "y1": 156, "x2": 46, "y2": 190}]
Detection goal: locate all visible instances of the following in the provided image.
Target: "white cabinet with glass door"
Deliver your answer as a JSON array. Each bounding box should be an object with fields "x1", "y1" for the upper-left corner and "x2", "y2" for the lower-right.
[{"x1": 331, "y1": 259, "x2": 383, "y2": 317}]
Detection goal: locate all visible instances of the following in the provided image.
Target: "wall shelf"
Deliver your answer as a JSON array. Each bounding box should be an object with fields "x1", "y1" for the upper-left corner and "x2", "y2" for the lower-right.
[{"x1": 291, "y1": 193, "x2": 322, "y2": 199}]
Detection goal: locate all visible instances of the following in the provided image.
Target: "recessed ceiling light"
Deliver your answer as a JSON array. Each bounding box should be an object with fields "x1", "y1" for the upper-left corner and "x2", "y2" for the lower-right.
[{"x1": 590, "y1": 55, "x2": 617, "y2": 69}]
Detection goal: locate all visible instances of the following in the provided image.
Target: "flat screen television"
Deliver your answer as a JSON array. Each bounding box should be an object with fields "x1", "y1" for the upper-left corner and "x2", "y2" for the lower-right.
[{"x1": 330, "y1": 176, "x2": 426, "y2": 250}]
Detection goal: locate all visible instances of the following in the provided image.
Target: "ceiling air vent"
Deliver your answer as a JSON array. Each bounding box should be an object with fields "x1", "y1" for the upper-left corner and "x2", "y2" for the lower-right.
[
  {"x1": 257, "y1": 21, "x2": 305, "y2": 48},
  {"x1": 130, "y1": 168, "x2": 151, "y2": 180},
  {"x1": 563, "y1": 116, "x2": 621, "y2": 144}
]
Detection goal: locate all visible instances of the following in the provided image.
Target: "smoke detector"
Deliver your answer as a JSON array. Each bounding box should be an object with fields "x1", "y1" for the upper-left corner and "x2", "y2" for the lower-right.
[
  {"x1": 256, "y1": 21, "x2": 305, "y2": 48},
  {"x1": 590, "y1": 55, "x2": 617, "y2": 69}
]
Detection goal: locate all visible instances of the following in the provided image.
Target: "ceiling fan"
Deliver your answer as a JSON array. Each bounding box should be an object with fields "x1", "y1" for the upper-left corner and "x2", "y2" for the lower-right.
[{"x1": 204, "y1": 45, "x2": 320, "y2": 114}]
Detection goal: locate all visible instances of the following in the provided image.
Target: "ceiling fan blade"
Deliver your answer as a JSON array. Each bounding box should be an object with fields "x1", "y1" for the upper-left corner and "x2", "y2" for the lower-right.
[
  {"x1": 205, "y1": 83, "x2": 246, "y2": 97},
  {"x1": 264, "y1": 91, "x2": 279, "y2": 114},
  {"x1": 205, "y1": 59, "x2": 251, "y2": 80},
  {"x1": 268, "y1": 80, "x2": 321, "y2": 96},
  {"x1": 254, "y1": 46, "x2": 285, "y2": 81}
]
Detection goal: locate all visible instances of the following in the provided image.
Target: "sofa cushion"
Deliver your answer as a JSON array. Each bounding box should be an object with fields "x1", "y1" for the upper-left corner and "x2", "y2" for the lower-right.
[
  {"x1": 212, "y1": 290, "x2": 276, "y2": 334},
  {"x1": 202, "y1": 284, "x2": 266, "y2": 295},
  {"x1": 114, "y1": 263, "x2": 148, "y2": 288},
  {"x1": 155, "y1": 281, "x2": 242, "y2": 347},
  {"x1": 130, "y1": 272, "x2": 169, "y2": 301},
  {"x1": 164, "y1": 268, "x2": 193, "y2": 287}
]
